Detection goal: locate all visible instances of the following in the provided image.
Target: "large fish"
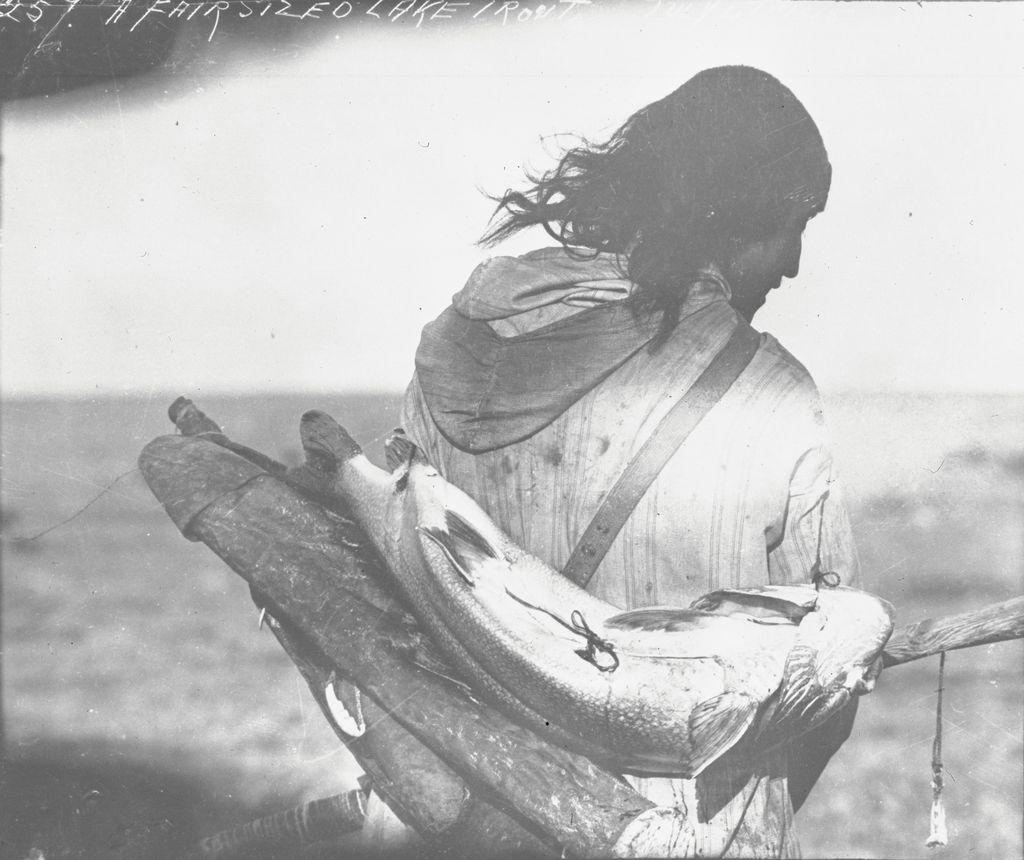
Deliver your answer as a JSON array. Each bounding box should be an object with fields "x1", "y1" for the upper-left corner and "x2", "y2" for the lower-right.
[{"x1": 300, "y1": 410, "x2": 894, "y2": 778}]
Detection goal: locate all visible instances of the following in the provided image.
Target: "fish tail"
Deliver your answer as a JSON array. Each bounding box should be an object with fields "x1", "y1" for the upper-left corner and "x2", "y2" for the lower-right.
[
  {"x1": 385, "y1": 429, "x2": 419, "y2": 472},
  {"x1": 300, "y1": 410, "x2": 362, "y2": 470}
]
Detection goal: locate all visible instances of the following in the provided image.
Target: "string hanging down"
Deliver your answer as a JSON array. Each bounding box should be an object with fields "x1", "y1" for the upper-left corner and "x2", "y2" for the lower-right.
[{"x1": 926, "y1": 651, "x2": 948, "y2": 849}]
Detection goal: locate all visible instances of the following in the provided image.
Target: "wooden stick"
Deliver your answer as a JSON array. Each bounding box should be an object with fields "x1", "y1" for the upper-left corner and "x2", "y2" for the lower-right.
[
  {"x1": 191, "y1": 788, "x2": 367, "y2": 858},
  {"x1": 881, "y1": 596, "x2": 1024, "y2": 667},
  {"x1": 168, "y1": 397, "x2": 288, "y2": 478}
]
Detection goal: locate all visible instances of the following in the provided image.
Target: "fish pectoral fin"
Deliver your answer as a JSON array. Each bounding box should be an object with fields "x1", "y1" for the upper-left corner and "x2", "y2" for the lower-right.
[
  {"x1": 603, "y1": 607, "x2": 718, "y2": 632},
  {"x1": 417, "y1": 511, "x2": 501, "y2": 587},
  {"x1": 770, "y1": 643, "x2": 829, "y2": 729},
  {"x1": 685, "y1": 693, "x2": 758, "y2": 777},
  {"x1": 444, "y1": 510, "x2": 499, "y2": 560}
]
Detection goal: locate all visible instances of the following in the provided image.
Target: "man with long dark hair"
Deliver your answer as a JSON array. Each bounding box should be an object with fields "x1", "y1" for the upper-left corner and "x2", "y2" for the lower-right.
[{"x1": 392, "y1": 65, "x2": 858, "y2": 856}]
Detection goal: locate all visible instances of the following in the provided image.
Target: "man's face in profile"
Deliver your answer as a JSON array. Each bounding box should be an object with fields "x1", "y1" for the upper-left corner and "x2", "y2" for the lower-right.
[{"x1": 725, "y1": 202, "x2": 821, "y2": 321}]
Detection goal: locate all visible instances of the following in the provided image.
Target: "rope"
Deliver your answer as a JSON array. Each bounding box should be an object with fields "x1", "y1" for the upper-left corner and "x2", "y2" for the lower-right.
[
  {"x1": 811, "y1": 567, "x2": 841, "y2": 590},
  {"x1": 810, "y1": 492, "x2": 841, "y2": 590},
  {"x1": 926, "y1": 651, "x2": 948, "y2": 848},
  {"x1": 9, "y1": 467, "x2": 140, "y2": 542},
  {"x1": 504, "y1": 588, "x2": 619, "y2": 672},
  {"x1": 716, "y1": 774, "x2": 765, "y2": 858}
]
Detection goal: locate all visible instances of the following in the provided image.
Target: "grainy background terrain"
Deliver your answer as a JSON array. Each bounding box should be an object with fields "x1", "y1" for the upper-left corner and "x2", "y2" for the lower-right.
[{"x1": 2, "y1": 391, "x2": 1022, "y2": 859}]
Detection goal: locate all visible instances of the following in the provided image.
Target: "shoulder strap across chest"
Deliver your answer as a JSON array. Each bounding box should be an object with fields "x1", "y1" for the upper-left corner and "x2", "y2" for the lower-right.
[{"x1": 561, "y1": 322, "x2": 762, "y2": 589}]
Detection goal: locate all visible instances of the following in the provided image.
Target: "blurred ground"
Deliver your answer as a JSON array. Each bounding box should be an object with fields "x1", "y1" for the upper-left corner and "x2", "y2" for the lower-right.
[{"x1": 1, "y1": 391, "x2": 1021, "y2": 859}]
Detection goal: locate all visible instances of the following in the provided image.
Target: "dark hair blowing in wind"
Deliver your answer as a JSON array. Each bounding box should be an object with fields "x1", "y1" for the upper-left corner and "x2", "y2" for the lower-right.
[{"x1": 481, "y1": 66, "x2": 832, "y2": 340}]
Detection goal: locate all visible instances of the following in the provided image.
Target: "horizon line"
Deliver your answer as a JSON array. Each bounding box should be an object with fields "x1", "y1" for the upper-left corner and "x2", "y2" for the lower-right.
[{"x1": 2, "y1": 387, "x2": 1024, "y2": 402}]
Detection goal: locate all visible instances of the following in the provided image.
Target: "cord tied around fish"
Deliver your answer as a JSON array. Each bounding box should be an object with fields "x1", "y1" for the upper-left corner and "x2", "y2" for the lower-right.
[
  {"x1": 809, "y1": 494, "x2": 841, "y2": 591},
  {"x1": 504, "y1": 589, "x2": 619, "y2": 672},
  {"x1": 811, "y1": 565, "x2": 841, "y2": 591}
]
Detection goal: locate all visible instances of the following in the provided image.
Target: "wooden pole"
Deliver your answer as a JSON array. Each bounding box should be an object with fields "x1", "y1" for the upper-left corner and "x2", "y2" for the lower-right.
[
  {"x1": 881, "y1": 596, "x2": 1024, "y2": 667},
  {"x1": 190, "y1": 788, "x2": 367, "y2": 859}
]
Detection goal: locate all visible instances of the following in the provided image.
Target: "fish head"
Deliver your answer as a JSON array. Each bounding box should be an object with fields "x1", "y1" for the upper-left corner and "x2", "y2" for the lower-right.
[
  {"x1": 798, "y1": 586, "x2": 895, "y2": 690},
  {"x1": 768, "y1": 586, "x2": 894, "y2": 736}
]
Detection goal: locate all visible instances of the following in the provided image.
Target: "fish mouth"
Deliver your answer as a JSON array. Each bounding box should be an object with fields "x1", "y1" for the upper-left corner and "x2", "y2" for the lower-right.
[{"x1": 848, "y1": 656, "x2": 884, "y2": 695}]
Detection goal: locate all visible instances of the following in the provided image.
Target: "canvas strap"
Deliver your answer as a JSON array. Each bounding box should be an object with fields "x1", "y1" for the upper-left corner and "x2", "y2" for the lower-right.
[{"x1": 561, "y1": 322, "x2": 762, "y2": 588}]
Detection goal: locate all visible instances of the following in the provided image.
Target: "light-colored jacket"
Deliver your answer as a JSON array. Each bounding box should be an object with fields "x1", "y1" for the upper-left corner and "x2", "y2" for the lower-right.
[{"x1": 399, "y1": 247, "x2": 860, "y2": 856}]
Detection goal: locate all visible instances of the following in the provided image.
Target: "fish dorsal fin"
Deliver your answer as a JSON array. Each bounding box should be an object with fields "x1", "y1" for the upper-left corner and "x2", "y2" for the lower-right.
[
  {"x1": 603, "y1": 608, "x2": 720, "y2": 632},
  {"x1": 690, "y1": 585, "x2": 816, "y2": 623},
  {"x1": 685, "y1": 692, "x2": 759, "y2": 777},
  {"x1": 385, "y1": 429, "x2": 421, "y2": 472},
  {"x1": 418, "y1": 510, "x2": 500, "y2": 586}
]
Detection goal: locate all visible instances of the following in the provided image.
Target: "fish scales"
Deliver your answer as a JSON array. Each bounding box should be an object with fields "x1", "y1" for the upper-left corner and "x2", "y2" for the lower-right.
[
  {"x1": 413, "y1": 509, "x2": 745, "y2": 772},
  {"x1": 414, "y1": 522, "x2": 618, "y2": 744}
]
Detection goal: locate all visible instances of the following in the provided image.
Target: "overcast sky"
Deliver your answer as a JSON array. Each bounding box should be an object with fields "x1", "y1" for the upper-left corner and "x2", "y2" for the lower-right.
[{"x1": 3, "y1": 0, "x2": 1023, "y2": 397}]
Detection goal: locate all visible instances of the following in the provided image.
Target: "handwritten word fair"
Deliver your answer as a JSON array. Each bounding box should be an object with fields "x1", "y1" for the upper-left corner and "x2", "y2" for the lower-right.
[{"x1": 0, "y1": 0, "x2": 595, "y2": 42}]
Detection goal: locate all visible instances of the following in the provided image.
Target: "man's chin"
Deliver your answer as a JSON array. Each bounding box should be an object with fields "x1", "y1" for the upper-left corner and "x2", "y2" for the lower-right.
[{"x1": 729, "y1": 297, "x2": 765, "y2": 323}]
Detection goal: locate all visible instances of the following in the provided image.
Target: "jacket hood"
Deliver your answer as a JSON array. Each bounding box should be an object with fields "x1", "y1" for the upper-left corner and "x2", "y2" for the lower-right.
[
  {"x1": 453, "y1": 247, "x2": 635, "y2": 332},
  {"x1": 414, "y1": 247, "x2": 731, "y2": 453}
]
